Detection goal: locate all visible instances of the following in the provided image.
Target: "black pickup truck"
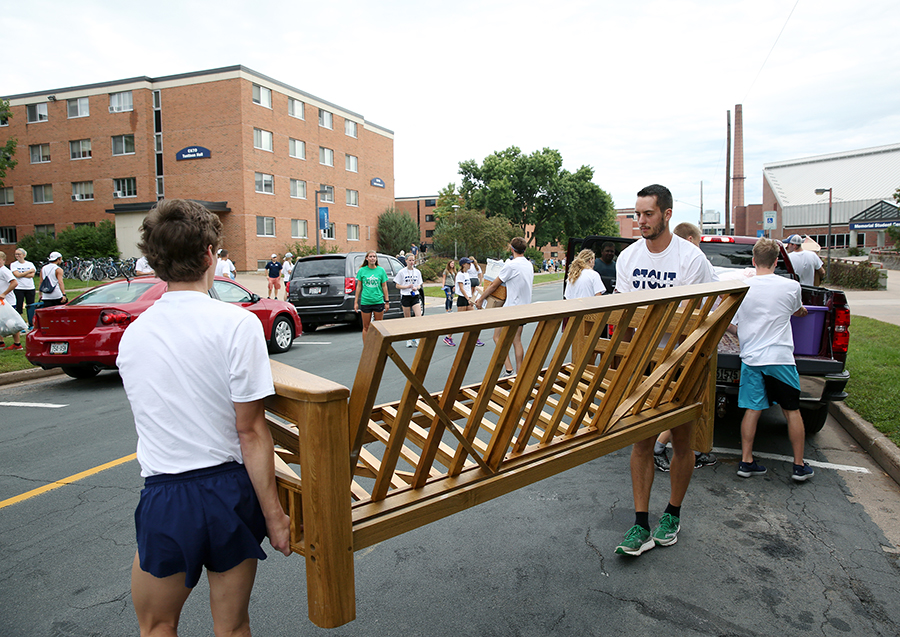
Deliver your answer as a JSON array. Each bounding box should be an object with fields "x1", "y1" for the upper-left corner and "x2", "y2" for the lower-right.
[{"x1": 566, "y1": 235, "x2": 850, "y2": 434}]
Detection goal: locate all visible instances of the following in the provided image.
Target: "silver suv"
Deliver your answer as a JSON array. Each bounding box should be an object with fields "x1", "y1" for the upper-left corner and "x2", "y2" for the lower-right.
[{"x1": 286, "y1": 252, "x2": 406, "y2": 331}]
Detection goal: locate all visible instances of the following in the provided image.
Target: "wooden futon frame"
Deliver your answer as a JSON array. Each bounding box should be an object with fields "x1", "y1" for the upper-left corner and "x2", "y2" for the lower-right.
[{"x1": 263, "y1": 280, "x2": 746, "y2": 627}]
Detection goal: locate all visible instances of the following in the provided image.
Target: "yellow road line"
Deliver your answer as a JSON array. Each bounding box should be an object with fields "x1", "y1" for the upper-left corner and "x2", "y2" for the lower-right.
[{"x1": 0, "y1": 453, "x2": 137, "y2": 510}]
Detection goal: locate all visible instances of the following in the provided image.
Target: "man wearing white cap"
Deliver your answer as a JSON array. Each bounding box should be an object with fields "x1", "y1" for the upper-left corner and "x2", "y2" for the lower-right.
[
  {"x1": 784, "y1": 235, "x2": 824, "y2": 286},
  {"x1": 264, "y1": 254, "x2": 282, "y2": 299},
  {"x1": 40, "y1": 251, "x2": 67, "y2": 307},
  {"x1": 281, "y1": 252, "x2": 294, "y2": 298}
]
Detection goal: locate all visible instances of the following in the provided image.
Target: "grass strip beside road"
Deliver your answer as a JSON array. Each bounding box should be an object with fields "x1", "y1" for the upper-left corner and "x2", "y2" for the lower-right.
[{"x1": 844, "y1": 316, "x2": 900, "y2": 446}]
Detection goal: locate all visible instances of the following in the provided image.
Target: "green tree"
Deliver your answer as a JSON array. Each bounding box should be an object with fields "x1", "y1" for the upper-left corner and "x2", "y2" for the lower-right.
[
  {"x1": 377, "y1": 208, "x2": 420, "y2": 256},
  {"x1": 458, "y1": 146, "x2": 616, "y2": 248},
  {"x1": 56, "y1": 220, "x2": 120, "y2": 258},
  {"x1": 431, "y1": 207, "x2": 514, "y2": 261},
  {"x1": 0, "y1": 99, "x2": 18, "y2": 188}
]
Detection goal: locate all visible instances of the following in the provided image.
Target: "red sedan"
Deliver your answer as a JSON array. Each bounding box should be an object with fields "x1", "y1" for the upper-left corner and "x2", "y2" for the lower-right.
[{"x1": 26, "y1": 276, "x2": 302, "y2": 379}]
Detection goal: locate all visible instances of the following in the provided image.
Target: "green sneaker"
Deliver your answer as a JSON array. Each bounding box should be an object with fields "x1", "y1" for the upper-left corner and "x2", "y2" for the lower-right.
[
  {"x1": 652, "y1": 513, "x2": 681, "y2": 546},
  {"x1": 615, "y1": 525, "x2": 654, "y2": 556}
]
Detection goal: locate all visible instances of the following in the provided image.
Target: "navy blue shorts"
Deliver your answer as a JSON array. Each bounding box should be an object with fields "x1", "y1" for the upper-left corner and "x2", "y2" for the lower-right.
[{"x1": 135, "y1": 462, "x2": 267, "y2": 588}]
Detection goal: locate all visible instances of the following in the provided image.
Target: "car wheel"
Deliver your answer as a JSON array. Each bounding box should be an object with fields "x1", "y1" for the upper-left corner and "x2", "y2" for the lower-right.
[
  {"x1": 801, "y1": 404, "x2": 829, "y2": 435},
  {"x1": 269, "y1": 316, "x2": 295, "y2": 354},
  {"x1": 62, "y1": 365, "x2": 101, "y2": 379}
]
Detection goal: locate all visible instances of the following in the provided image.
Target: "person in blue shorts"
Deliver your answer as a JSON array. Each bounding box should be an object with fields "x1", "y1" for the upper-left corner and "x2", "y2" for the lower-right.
[
  {"x1": 117, "y1": 199, "x2": 291, "y2": 636},
  {"x1": 728, "y1": 237, "x2": 815, "y2": 482}
]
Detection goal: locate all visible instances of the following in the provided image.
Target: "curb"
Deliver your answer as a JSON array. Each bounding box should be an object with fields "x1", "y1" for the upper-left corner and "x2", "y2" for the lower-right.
[
  {"x1": 830, "y1": 401, "x2": 900, "y2": 487},
  {"x1": 0, "y1": 366, "x2": 63, "y2": 387}
]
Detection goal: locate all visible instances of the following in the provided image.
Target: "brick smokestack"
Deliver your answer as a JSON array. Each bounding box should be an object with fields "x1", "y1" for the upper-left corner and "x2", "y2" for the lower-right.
[{"x1": 732, "y1": 104, "x2": 745, "y2": 211}]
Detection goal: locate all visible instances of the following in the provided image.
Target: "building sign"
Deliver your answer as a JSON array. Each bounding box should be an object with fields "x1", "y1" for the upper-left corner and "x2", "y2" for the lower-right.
[
  {"x1": 176, "y1": 146, "x2": 212, "y2": 161},
  {"x1": 370, "y1": 177, "x2": 385, "y2": 188},
  {"x1": 849, "y1": 220, "x2": 900, "y2": 230}
]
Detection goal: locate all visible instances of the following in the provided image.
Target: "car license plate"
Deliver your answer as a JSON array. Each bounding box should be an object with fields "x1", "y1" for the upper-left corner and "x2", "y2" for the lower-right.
[
  {"x1": 50, "y1": 342, "x2": 69, "y2": 355},
  {"x1": 716, "y1": 368, "x2": 740, "y2": 384},
  {"x1": 308, "y1": 286, "x2": 322, "y2": 295}
]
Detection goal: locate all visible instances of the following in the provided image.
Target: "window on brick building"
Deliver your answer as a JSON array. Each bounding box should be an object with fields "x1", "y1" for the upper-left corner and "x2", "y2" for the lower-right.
[
  {"x1": 347, "y1": 224, "x2": 360, "y2": 241},
  {"x1": 30, "y1": 144, "x2": 51, "y2": 163},
  {"x1": 318, "y1": 109, "x2": 333, "y2": 129},
  {"x1": 289, "y1": 98, "x2": 304, "y2": 119},
  {"x1": 253, "y1": 128, "x2": 274, "y2": 152},
  {"x1": 425, "y1": 214, "x2": 434, "y2": 222},
  {"x1": 252, "y1": 84, "x2": 272, "y2": 108},
  {"x1": 0, "y1": 187, "x2": 14, "y2": 206},
  {"x1": 255, "y1": 172, "x2": 274, "y2": 194},
  {"x1": 289, "y1": 138, "x2": 305, "y2": 159},
  {"x1": 70, "y1": 139, "x2": 92, "y2": 160},
  {"x1": 112, "y1": 134, "x2": 135, "y2": 156},
  {"x1": 345, "y1": 120, "x2": 357, "y2": 138},
  {"x1": 425, "y1": 229, "x2": 434, "y2": 238},
  {"x1": 27, "y1": 104, "x2": 48, "y2": 123},
  {"x1": 292, "y1": 219, "x2": 308, "y2": 239},
  {"x1": 113, "y1": 178, "x2": 137, "y2": 198},
  {"x1": 0, "y1": 226, "x2": 17, "y2": 243},
  {"x1": 67, "y1": 97, "x2": 89, "y2": 118},
  {"x1": 34, "y1": 224, "x2": 56, "y2": 238},
  {"x1": 71, "y1": 181, "x2": 94, "y2": 201},
  {"x1": 346, "y1": 189, "x2": 358, "y2": 207},
  {"x1": 319, "y1": 147, "x2": 334, "y2": 167},
  {"x1": 256, "y1": 216, "x2": 275, "y2": 237},
  {"x1": 322, "y1": 222, "x2": 335, "y2": 240},
  {"x1": 319, "y1": 184, "x2": 334, "y2": 203},
  {"x1": 109, "y1": 91, "x2": 133, "y2": 113},
  {"x1": 290, "y1": 179, "x2": 307, "y2": 199},
  {"x1": 345, "y1": 154, "x2": 358, "y2": 172},
  {"x1": 32, "y1": 184, "x2": 53, "y2": 204},
  {"x1": 425, "y1": 199, "x2": 436, "y2": 207}
]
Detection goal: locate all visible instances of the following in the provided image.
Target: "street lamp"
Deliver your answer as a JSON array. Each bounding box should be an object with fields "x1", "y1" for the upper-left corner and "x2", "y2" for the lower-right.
[
  {"x1": 314, "y1": 188, "x2": 330, "y2": 255},
  {"x1": 815, "y1": 188, "x2": 832, "y2": 282},
  {"x1": 451, "y1": 204, "x2": 460, "y2": 261}
]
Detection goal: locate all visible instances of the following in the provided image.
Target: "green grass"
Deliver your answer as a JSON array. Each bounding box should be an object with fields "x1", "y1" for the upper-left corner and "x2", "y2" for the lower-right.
[
  {"x1": 844, "y1": 316, "x2": 900, "y2": 446},
  {"x1": 422, "y1": 272, "x2": 565, "y2": 298}
]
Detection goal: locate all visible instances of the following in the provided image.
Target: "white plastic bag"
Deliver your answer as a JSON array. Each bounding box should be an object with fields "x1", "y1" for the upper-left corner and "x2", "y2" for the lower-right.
[{"x1": 0, "y1": 298, "x2": 28, "y2": 337}]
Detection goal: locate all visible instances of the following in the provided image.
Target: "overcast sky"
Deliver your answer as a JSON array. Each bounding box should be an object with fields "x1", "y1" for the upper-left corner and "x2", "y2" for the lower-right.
[{"x1": 5, "y1": 0, "x2": 899, "y2": 227}]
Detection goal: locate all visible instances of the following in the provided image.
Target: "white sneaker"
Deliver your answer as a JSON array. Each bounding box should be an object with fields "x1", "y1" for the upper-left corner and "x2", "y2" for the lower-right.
[
  {"x1": 413, "y1": 339, "x2": 419, "y2": 347},
  {"x1": 406, "y1": 340, "x2": 412, "y2": 348}
]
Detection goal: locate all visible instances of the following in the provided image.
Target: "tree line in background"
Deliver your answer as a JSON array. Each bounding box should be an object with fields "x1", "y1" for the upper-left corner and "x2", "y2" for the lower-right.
[{"x1": 377, "y1": 145, "x2": 619, "y2": 267}]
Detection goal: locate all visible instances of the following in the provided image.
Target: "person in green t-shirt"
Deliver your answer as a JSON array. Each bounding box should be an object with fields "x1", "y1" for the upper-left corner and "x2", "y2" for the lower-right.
[{"x1": 354, "y1": 250, "x2": 390, "y2": 340}]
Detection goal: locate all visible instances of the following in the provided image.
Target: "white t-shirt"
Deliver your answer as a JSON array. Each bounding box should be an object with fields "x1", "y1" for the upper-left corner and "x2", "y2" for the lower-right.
[
  {"x1": 215, "y1": 258, "x2": 234, "y2": 279},
  {"x1": 135, "y1": 256, "x2": 154, "y2": 275},
  {"x1": 117, "y1": 291, "x2": 274, "y2": 477},
  {"x1": 788, "y1": 250, "x2": 823, "y2": 286},
  {"x1": 40, "y1": 263, "x2": 63, "y2": 300},
  {"x1": 0, "y1": 265, "x2": 16, "y2": 304},
  {"x1": 282, "y1": 260, "x2": 293, "y2": 281},
  {"x1": 731, "y1": 274, "x2": 802, "y2": 366},
  {"x1": 564, "y1": 268, "x2": 606, "y2": 299},
  {"x1": 615, "y1": 235, "x2": 718, "y2": 293},
  {"x1": 455, "y1": 270, "x2": 472, "y2": 299},
  {"x1": 10, "y1": 260, "x2": 36, "y2": 290},
  {"x1": 394, "y1": 266, "x2": 423, "y2": 296},
  {"x1": 498, "y1": 256, "x2": 534, "y2": 307}
]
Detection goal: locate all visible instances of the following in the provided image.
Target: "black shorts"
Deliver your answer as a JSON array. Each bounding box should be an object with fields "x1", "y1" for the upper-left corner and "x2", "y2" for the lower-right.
[
  {"x1": 400, "y1": 295, "x2": 419, "y2": 308},
  {"x1": 360, "y1": 303, "x2": 385, "y2": 314},
  {"x1": 457, "y1": 296, "x2": 470, "y2": 308}
]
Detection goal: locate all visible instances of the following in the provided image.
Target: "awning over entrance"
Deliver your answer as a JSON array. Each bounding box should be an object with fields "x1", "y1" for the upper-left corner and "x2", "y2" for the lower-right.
[
  {"x1": 105, "y1": 200, "x2": 232, "y2": 215},
  {"x1": 849, "y1": 200, "x2": 900, "y2": 230}
]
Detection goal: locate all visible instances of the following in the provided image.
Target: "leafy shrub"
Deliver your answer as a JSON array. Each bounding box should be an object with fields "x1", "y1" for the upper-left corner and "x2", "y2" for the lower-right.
[
  {"x1": 286, "y1": 239, "x2": 340, "y2": 258},
  {"x1": 524, "y1": 247, "x2": 544, "y2": 272},
  {"x1": 418, "y1": 256, "x2": 448, "y2": 282},
  {"x1": 16, "y1": 221, "x2": 119, "y2": 262},
  {"x1": 826, "y1": 259, "x2": 881, "y2": 289},
  {"x1": 847, "y1": 246, "x2": 865, "y2": 257}
]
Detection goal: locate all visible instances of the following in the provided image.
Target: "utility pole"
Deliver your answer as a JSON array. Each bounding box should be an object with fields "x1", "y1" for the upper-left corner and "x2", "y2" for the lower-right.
[
  {"x1": 725, "y1": 110, "x2": 731, "y2": 236},
  {"x1": 699, "y1": 181, "x2": 704, "y2": 232}
]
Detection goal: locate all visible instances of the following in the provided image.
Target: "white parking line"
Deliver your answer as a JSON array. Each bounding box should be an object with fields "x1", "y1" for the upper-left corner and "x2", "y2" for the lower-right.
[
  {"x1": 299, "y1": 342, "x2": 332, "y2": 345},
  {"x1": 0, "y1": 401, "x2": 68, "y2": 409},
  {"x1": 711, "y1": 446, "x2": 870, "y2": 474}
]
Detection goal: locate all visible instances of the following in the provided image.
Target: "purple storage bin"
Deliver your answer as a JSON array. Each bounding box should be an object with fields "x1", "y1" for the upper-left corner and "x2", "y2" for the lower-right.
[{"x1": 790, "y1": 305, "x2": 827, "y2": 356}]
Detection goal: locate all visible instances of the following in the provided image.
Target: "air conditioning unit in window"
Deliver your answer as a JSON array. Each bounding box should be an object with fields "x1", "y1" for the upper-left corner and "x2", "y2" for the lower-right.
[
  {"x1": 113, "y1": 191, "x2": 125, "y2": 198},
  {"x1": 72, "y1": 194, "x2": 85, "y2": 201},
  {"x1": 41, "y1": 155, "x2": 51, "y2": 162},
  {"x1": 109, "y1": 106, "x2": 121, "y2": 113}
]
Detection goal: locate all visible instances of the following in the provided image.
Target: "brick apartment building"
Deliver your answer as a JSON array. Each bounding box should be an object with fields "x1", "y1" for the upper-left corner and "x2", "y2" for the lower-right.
[{"x1": 0, "y1": 65, "x2": 394, "y2": 270}]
